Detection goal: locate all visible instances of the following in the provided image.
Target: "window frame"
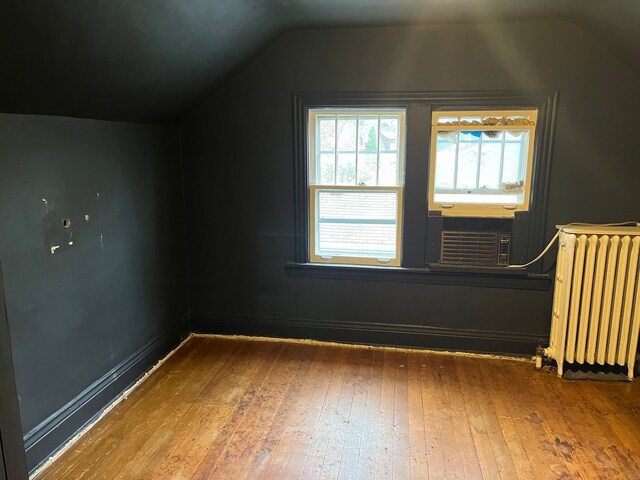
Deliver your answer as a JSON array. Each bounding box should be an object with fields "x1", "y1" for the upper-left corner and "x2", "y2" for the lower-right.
[
  {"x1": 307, "y1": 108, "x2": 406, "y2": 266},
  {"x1": 292, "y1": 91, "x2": 558, "y2": 281},
  {"x1": 428, "y1": 109, "x2": 538, "y2": 218}
]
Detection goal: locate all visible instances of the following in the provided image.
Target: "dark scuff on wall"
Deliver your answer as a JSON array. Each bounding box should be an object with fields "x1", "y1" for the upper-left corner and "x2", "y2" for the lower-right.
[{"x1": 41, "y1": 192, "x2": 103, "y2": 256}]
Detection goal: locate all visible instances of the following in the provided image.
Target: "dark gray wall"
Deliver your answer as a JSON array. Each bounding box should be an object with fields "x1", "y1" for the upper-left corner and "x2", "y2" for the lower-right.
[
  {"x1": 181, "y1": 21, "x2": 640, "y2": 352},
  {"x1": 0, "y1": 114, "x2": 188, "y2": 469},
  {"x1": 0, "y1": 265, "x2": 28, "y2": 479}
]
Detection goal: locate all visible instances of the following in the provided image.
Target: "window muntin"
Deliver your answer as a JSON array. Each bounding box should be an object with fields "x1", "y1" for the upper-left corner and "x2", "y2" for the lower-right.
[
  {"x1": 428, "y1": 109, "x2": 538, "y2": 217},
  {"x1": 308, "y1": 109, "x2": 406, "y2": 266}
]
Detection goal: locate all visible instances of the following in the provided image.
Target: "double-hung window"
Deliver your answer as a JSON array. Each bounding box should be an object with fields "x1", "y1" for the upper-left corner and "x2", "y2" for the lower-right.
[
  {"x1": 428, "y1": 109, "x2": 538, "y2": 218},
  {"x1": 294, "y1": 91, "x2": 557, "y2": 277},
  {"x1": 308, "y1": 109, "x2": 406, "y2": 266}
]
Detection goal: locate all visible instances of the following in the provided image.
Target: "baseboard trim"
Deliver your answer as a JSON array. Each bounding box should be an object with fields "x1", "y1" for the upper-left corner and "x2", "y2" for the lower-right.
[
  {"x1": 190, "y1": 312, "x2": 548, "y2": 355},
  {"x1": 24, "y1": 314, "x2": 189, "y2": 474}
]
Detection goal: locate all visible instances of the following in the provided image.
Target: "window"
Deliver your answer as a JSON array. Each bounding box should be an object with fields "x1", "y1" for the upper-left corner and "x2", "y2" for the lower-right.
[
  {"x1": 292, "y1": 91, "x2": 558, "y2": 279},
  {"x1": 428, "y1": 109, "x2": 538, "y2": 218},
  {"x1": 308, "y1": 109, "x2": 406, "y2": 266}
]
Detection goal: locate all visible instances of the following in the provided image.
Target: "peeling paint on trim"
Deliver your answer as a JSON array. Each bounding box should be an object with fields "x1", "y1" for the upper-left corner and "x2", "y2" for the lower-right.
[{"x1": 192, "y1": 333, "x2": 535, "y2": 363}]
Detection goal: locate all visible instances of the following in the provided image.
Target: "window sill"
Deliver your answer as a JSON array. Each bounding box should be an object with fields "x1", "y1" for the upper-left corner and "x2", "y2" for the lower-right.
[{"x1": 285, "y1": 262, "x2": 551, "y2": 291}]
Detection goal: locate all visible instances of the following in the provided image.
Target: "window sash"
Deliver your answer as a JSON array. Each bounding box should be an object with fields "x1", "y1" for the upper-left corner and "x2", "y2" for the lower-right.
[
  {"x1": 308, "y1": 109, "x2": 406, "y2": 187},
  {"x1": 428, "y1": 110, "x2": 537, "y2": 218},
  {"x1": 309, "y1": 185, "x2": 404, "y2": 266}
]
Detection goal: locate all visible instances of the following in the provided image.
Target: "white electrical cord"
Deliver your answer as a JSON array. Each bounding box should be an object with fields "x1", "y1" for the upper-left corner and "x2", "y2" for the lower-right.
[
  {"x1": 508, "y1": 221, "x2": 640, "y2": 269},
  {"x1": 507, "y1": 230, "x2": 561, "y2": 269}
]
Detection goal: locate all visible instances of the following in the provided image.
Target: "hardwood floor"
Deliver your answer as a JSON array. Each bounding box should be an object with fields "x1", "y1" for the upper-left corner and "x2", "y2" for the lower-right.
[{"x1": 36, "y1": 335, "x2": 640, "y2": 479}]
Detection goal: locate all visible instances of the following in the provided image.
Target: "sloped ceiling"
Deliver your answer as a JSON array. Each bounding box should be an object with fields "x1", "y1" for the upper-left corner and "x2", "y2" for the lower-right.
[{"x1": 1, "y1": 0, "x2": 638, "y2": 124}]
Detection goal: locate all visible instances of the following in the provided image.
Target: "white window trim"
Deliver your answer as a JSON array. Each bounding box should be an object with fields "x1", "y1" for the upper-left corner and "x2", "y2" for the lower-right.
[{"x1": 428, "y1": 109, "x2": 538, "y2": 218}]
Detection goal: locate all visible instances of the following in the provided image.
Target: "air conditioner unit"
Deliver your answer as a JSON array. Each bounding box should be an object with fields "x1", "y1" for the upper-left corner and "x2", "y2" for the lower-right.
[{"x1": 440, "y1": 231, "x2": 511, "y2": 267}]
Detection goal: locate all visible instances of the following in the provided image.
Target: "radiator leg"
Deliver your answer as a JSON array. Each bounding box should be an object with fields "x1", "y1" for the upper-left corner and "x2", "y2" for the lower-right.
[
  {"x1": 535, "y1": 344, "x2": 544, "y2": 370},
  {"x1": 557, "y1": 362, "x2": 563, "y2": 377},
  {"x1": 628, "y1": 365, "x2": 634, "y2": 381}
]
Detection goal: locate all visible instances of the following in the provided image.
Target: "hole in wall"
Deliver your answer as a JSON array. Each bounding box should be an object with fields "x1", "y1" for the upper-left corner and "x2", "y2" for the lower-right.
[{"x1": 62, "y1": 218, "x2": 72, "y2": 229}]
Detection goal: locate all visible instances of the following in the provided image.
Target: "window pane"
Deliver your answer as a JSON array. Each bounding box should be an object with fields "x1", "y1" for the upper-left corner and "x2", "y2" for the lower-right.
[
  {"x1": 434, "y1": 133, "x2": 457, "y2": 189},
  {"x1": 318, "y1": 116, "x2": 336, "y2": 151},
  {"x1": 435, "y1": 139, "x2": 456, "y2": 189},
  {"x1": 459, "y1": 131, "x2": 480, "y2": 142},
  {"x1": 506, "y1": 130, "x2": 528, "y2": 140},
  {"x1": 482, "y1": 131, "x2": 503, "y2": 141},
  {"x1": 437, "y1": 116, "x2": 458, "y2": 125},
  {"x1": 479, "y1": 142, "x2": 502, "y2": 189},
  {"x1": 456, "y1": 141, "x2": 479, "y2": 189},
  {"x1": 318, "y1": 191, "x2": 396, "y2": 220},
  {"x1": 380, "y1": 117, "x2": 399, "y2": 152},
  {"x1": 319, "y1": 153, "x2": 335, "y2": 185},
  {"x1": 336, "y1": 153, "x2": 356, "y2": 185},
  {"x1": 337, "y1": 116, "x2": 356, "y2": 151},
  {"x1": 460, "y1": 116, "x2": 482, "y2": 124},
  {"x1": 378, "y1": 152, "x2": 398, "y2": 186},
  {"x1": 358, "y1": 117, "x2": 378, "y2": 153},
  {"x1": 357, "y1": 153, "x2": 377, "y2": 186},
  {"x1": 316, "y1": 190, "x2": 397, "y2": 258},
  {"x1": 502, "y1": 138, "x2": 526, "y2": 184}
]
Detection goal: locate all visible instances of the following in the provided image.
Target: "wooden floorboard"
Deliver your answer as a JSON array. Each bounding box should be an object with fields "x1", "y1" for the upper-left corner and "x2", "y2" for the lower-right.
[{"x1": 36, "y1": 335, "x2": 640, "y2": 480}]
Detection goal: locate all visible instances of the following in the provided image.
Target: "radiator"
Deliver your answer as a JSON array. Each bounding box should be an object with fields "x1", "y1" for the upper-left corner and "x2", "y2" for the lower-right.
[{"x1": 545, "y1": 225, "x2": 640, "y2": 379}]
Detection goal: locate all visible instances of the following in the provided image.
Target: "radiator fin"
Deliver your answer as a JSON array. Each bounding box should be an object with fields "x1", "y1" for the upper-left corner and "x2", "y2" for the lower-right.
[
  {"x1": 597, "y1": 235, "x2": 620, "y2": 364},
  {"x1": 618, "y1": 237, "x2": 640, "y2": 365}
]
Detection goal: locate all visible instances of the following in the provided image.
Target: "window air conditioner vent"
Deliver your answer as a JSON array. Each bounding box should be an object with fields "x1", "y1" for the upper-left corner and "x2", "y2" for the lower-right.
[{"x1": 440, "y1": 231, "x2": 510, "y2": 267}]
